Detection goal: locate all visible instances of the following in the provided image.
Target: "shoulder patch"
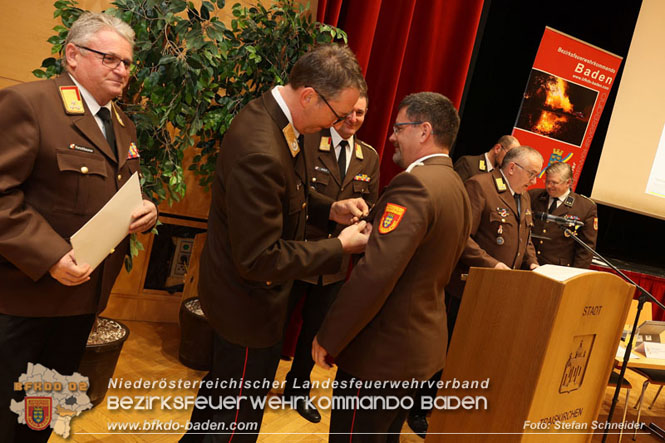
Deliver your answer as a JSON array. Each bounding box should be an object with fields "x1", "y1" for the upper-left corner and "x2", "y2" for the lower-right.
[
  {"x1": 59, "y1": 86, "x2": 85, "y2": 114},
  {"x1": 378, "y1": 203, "x2": 406, "y2": 234},
  {"x1": 354, "y1": 142, "x2": 364, "y2": 160},
  {"x1": 479, "y1": 159, "x2": 486, "y2": 171},
  {"x1": 282, "y1": 123, "x2": 300, "y2": 158},
  {"x1": 319, "y1": 136, "x2": 331, "y2": 151},
  {"x1": 494, "y1": 176, "x2": 507, "y2": 192},
  {"x1": 564, "y1": 195, "x2": 575, "y2": 207}
]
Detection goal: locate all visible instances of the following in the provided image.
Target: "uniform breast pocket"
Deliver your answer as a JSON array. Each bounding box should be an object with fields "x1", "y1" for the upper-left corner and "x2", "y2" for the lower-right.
[
  {"x1": 312, "y1": 169, "x2": 330, "y2": 191},
  {"x1": 489, "y1": 211, "x2": 514, "y2": 227},
  {"x1": 55, "y1": 150, "x2": 108, "y2": 215},
  {"x1": 352, "y1": 180, "x2": 370, "y2": 196}
]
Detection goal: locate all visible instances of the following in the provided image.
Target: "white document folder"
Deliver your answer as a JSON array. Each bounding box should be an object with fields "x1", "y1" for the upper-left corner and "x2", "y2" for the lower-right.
[{"x1": 70, "y1": 172, "x2": 143, "y2": 271}]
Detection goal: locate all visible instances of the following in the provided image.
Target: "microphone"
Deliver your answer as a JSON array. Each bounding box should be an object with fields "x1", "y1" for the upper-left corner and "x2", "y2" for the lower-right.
[{"x1": 533, "y1": 212, "x2": 584, "y2": 227}]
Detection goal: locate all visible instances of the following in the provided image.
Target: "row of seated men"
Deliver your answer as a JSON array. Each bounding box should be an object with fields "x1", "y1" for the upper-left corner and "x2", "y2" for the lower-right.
[{"x1": 285, "y1": 124, "x2": 598, "y2": 440}]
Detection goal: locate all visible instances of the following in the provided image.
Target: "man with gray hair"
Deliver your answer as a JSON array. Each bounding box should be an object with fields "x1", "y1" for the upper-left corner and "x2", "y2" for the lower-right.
[
  {"x1": 0, "y1": 12, "x2": 157, "y2": 442},
  {"x1": 454, "y1": 134, "x2": 521, "y2": 182},
  {"x1": 447, "y1": 145, "x2": 541, "y2": 335},
  {"x1": 529, "y1": 161, "x2": 598, "y2": 268}
]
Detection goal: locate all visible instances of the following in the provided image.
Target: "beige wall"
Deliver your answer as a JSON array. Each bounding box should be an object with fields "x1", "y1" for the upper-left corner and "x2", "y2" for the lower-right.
[{"x1": 0, "y1": 0, "x2": 315, "y2": 88}]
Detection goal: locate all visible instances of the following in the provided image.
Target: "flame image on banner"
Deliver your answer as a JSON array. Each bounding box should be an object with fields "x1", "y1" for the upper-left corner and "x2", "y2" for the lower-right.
[{"x1": 516, "y1": 69, "x2": 597, "y2": 147}]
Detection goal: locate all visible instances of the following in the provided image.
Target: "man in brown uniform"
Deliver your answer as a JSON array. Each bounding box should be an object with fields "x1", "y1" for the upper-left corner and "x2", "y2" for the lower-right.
[
  {"x1": 529, "y1": 162, "x2": 598, "y2": 268},
  {"x1": 313, "y1": 92, "x2": 472, "y2": 441},
  {"x1": 408, "y1": 146, "x2": 542, "y2": 438},
  {"x1": 184, "y1": 45, "x2": 371, "y2": 442},
  {"x1": 0, "y1": 13, "x2": 157, "y2": 442},
  {"x1": 284, "y1": 91, "x2": 380, "y2": 423},
  {"x1": 453, "y1": 135, "x2": 520, "y2": 182}
]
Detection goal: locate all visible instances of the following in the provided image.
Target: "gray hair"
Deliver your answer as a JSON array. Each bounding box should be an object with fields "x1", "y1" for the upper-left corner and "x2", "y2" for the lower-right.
[
  {"x1": 65, "y1": 12, "x2": 135, "y2": 55},
  {"x1": 545, "y1": 161, "x2": 573, "y2": 181},
  {"x1": 501, "y1": 145, "x2": 543, "y2": 169}
]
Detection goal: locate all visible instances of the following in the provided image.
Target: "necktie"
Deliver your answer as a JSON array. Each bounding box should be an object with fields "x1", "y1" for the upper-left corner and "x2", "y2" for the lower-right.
[
  {"x1": 97, "y1": 107, "x2": 117, "y2": 158},
  {"x1": 548, "y1": 198, "x2": 559, "y2": 214},
  {"x1": 514, "y1": 193, "x2": 521, "y2": 218},
  {"x1": 338, "y1": 140, "x2": 348, "y2": 181}
]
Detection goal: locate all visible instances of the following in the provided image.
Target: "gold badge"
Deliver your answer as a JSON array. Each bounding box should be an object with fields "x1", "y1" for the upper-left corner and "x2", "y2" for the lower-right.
[
  {"x1": 112, "y1": 102, "x2": 125, "y2": 126},
  {"x1": 319, "y1": 136, "x2": 331, "y2": 151},
  {"x1": 495, "y1": 176, "x2": 507, "y2": 192},
  {"x1": 282, "y1": 123, "x2": 300, "y2": 158},
  {"x1": 479, "y1": 159, "x2": 486, "y2": 171},
  {"x1": 355, "y1": 142, "x2": 363, "y2": 160},
  {"x1": 59, "y1": 86, "x2": 85, "y2": 114}
]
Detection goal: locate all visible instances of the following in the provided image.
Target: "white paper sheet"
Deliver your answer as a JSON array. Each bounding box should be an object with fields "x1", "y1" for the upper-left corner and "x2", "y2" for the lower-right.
[{"x1": 70, "y1": 172, "x2": 142, "y2": 271}]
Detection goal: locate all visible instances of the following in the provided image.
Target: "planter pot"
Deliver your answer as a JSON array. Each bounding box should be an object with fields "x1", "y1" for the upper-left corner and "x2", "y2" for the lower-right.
[
  {"x1": 78, "y1": 317, "x2": 130, "y2": 407},
  {"x1": 179, "y1": 297, "x2": 213, "y2": 370}
]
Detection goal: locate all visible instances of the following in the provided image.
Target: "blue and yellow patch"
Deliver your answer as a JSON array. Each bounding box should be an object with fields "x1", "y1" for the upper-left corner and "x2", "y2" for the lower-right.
[{"x1": 378, "y1": 203, "x2": 406, "y2": 234}]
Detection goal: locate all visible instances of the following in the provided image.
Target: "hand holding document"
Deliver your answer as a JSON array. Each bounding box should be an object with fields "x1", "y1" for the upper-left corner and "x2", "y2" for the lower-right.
[{"x1": 71, "y1": 172, "x2": 143, "y2": 271}]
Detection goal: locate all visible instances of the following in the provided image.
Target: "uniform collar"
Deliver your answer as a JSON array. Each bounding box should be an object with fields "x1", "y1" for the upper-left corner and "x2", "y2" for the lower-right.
[
  {"x1": 484, "y1": 152, "x2": 494, "y2": 172},
  {"x1": 330, "y1": 127, "x2": 354, "y2": 150},
  {"x1": 271, "y1": 86, "x2": 300, "y2": 139},
  {"x1": 68, "y1": 73, "x2": 111, "y2": 115},
  {"x1": 500, "y1": 169, "x2": 516, "y2": 195}
]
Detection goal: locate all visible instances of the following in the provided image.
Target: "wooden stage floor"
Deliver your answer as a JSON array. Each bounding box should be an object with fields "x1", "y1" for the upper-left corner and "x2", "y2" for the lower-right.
[{"x1": 46, "y1": 320, "x2": 664, "y2": 442}]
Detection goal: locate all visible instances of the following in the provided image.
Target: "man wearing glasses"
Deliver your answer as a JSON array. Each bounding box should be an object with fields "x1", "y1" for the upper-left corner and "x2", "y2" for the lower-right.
[
  {"x1": 453, "y1": 134, "x2": 521, "y2": 182},
  {"x1": 283, "y1": 88, "x2": 380, "y2": 424},
  {"x1": 528, "y1": 161, "x2": 598, "y2": 268},
  {"x1": 447, "y1": 145, "x2": 542, "y2": 326},
  {"x1": 184, "y1": 45, "x2": 371, "y2": 442},
  {"x1": 0, "y1": 12, "x2": 157, "y2": 442},
  {"x1": 313, "y1": 92, "x2": 472, "y2": 441}
]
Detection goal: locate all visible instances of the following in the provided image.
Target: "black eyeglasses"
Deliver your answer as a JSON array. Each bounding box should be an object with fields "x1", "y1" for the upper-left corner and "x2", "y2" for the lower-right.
[
  {"x1": 76, "y1": 45, "x2": 132, "y2": 70},
  {"x1": 392, "y1": 121, "x2": 423, "y2": 134},
  {"x1": 314, "y1": 89, "x2": 347, "y2": 125},
  {"x1": 514, "y1": 162, "x2": 539, "y2": 179}
]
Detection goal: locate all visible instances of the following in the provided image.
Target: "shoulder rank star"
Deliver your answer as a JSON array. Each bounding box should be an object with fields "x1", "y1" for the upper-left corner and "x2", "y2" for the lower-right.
[
  {"x1": 378, "y1": 203, "x2": 406, "y2": 234},
  {"x1": 127, "y1": 142, "x2": 140, "y2": 159},
  {"x1": 59, "y1": 86, "x2": 85, "y2": 114},
  {"x1": 353, "y1": 174, "x2": 370, "y2": 182}
]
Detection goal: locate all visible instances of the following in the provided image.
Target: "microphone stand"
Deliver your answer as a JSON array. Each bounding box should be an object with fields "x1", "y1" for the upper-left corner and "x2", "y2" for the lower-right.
[{"x1": 557, "y1": 224, "x2": 665, "y2": 442}]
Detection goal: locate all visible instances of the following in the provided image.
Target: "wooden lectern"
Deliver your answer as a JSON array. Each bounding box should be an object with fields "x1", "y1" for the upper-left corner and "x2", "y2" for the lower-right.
[{"x1": 427, "y1": 265, "x2": 634, "y2": 442}]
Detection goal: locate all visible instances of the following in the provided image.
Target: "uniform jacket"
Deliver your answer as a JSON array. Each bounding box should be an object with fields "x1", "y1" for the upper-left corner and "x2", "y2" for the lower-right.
[
  {"x1": 453, "y1": 153, "x2": 490, "y2": 182},
  {"x1": 301, "y1": 129, "x2": 380, "y2": 285},
  {"x1": 318, "y1": 156, "x2": 472, "y2": 381},
  {"x1": 199, "y1": 91, "x2": 345, "y2": 348},
  {"x1": 447, "y1": 169, "x2": 538, "y2": 298},
  {"x1": 0, "y1": 75, "x2": 140, "y2": 316},
  {"x1": 528, "y1": 189, "x2": 598, "y2": 268}
]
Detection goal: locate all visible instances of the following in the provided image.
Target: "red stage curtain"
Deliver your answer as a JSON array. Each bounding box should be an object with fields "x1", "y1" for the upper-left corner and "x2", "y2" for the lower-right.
[
  {"x1": 317, "y1": 0, "x2": 484, "y2": 189},
  {"x1": 590, "y1": 265, "x2": 665, "y2": 321}
]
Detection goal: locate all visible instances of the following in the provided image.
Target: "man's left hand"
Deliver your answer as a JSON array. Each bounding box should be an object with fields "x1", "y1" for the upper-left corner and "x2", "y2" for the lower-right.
[
  {"x1": 129, "y1": 200, "x2": 158, "y2": 233},
  {"x1": 330, "y1": 198, "x2": 369, "y2": 225},
  {"x1": 529, "y1": 263, "x2": 539, "y2": 270},
  {"x1": 312, "y1": 336, "x2": 333, "y2": 370}
]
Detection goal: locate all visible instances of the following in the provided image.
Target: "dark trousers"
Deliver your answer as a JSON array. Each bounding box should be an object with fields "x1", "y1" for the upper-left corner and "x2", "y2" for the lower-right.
[
  {"x1": 0, "y1": 313, "x2": 96, "y2": 443},
  {"x1": 180, "y1": 332, "x2": 282, "y2": 443},
  {"x1": 409, "y1": 291, "x2": 461, "y2": 418},
  {"x1": 284, "y1": 279, "x2": 343, "y2": 397},
  {"x1": 329, "y1": 369, "x2": 416, "y2": 443}
]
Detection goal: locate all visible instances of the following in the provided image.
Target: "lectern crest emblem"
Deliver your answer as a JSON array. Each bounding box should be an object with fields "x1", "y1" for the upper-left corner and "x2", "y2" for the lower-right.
[{"x1": 559, "y1": 334, "x2": 595, "y2": 393}]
